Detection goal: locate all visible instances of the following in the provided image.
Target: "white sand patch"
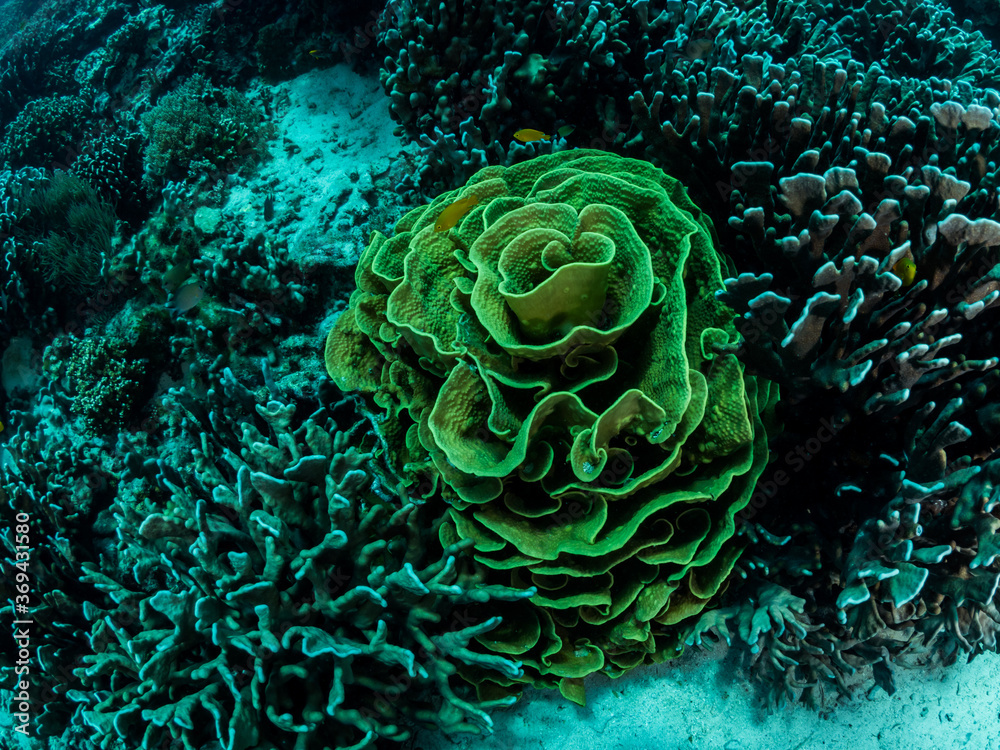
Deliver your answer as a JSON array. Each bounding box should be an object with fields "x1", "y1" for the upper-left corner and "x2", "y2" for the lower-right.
[
  {"x1": 417, "y1": 641, "x2": 1000, "y2": 750},
  {"x1": 225, "y1": 64, "x2": 414, "y2": 272}
]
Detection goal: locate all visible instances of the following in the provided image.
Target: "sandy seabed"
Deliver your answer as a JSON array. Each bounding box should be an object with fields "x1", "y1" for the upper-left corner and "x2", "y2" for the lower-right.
[{"x1": 417, "y1": 640, "x2": 1000, "y2": 750}]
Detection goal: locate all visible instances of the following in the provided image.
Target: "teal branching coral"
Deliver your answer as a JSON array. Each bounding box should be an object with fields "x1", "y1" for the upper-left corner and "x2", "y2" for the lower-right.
[
  {"x1": 685, "y1": 400, "x2": 1000, "y2": 708},
  {"x1": 71, "y1": 367, "x2": 532, "y2": 750},
  {"x1": 376, "y1": 0, "x2": 1000, "y2": 196},
  {"x1": 325, "y1": 149, "x2": 778, "y2": 702},
  {"x1": 622, "y1": 52, "x2": 1000, "y2": 707}
]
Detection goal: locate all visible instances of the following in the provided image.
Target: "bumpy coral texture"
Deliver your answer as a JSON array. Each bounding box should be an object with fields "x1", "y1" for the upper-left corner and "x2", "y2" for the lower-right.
[
  {"x1": 140, "y1": 73, "x2": 268, "y2": 185},
  {"x1": 325, "y1": 150, "x2": 777, "y2": 701}
]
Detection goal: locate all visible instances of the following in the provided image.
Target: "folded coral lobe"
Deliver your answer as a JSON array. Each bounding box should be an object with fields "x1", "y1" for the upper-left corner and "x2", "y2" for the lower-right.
[{"x1": 325, "y1": 149, "x2": 777, "y2": 699}]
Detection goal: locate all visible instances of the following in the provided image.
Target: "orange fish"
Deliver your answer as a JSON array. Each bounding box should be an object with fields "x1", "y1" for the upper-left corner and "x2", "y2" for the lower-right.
[
  {"x1": 892, "y1": 257, "x2": 917, "y2": 287},
  {"x1": 513, "y1": 128, "x2": 552, "y2": 143},
  {"x1": 435, "y1": 195, "x2": 479, "y2": 232}
]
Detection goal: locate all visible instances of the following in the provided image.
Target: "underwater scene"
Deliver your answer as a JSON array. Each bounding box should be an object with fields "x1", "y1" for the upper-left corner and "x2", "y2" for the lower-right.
[{"x1": 1, "y1": 0, "x2": 1000, "y2": 748}]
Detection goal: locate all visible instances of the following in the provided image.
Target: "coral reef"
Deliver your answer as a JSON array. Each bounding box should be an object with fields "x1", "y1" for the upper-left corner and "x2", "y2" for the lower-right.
[
  {"x1": 0, "y1": 0, "x2": 114, "y2": 122},
  {"x1": 0, "y1": 169, "x2": 116, "y2": 342},
  {"x1": 71, "y1": 367, "x2": 532, "y2": 749},
  {"x1": 0, "y1": 381, "x2": 116, "y2": 745},
  {"x1": 367, "y1": 0, "x2": 1000, "y2": 712},
  {"x1": 5, "y1": 0, "x2": 1000, "y2": 746},
  {"x1": 626, "y1": 49, "x2": 1000, "y2": 708},
  {"x1": 140, "y1": 73, "x2": 271, "y2": 186},
  {"x1": 71, "y1": 118, "x2": 149, "y2": 224},
  {"x1": 325, "y1": 149, "x2": 777, "y2": 701},
  {"x1": 0, "y1": 94, "x2": 89, "y2": 169},
  {"x1": 376, "y1": 0, "x2": 1000, "y2": 197}
]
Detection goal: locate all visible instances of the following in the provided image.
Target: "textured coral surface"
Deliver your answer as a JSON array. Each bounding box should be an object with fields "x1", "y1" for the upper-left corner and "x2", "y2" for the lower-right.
[
  {"x1": 326, "y1": 149, "x2": 777, "y2": 701},
  {"x1": 3, "y1": 1, "x2": 1000, "y2": 749}
]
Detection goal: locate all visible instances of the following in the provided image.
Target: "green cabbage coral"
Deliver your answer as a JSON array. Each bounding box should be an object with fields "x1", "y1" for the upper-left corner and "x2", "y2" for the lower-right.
[{"x1": 325, "y1": 150, "x2": 777, "y2": 701}]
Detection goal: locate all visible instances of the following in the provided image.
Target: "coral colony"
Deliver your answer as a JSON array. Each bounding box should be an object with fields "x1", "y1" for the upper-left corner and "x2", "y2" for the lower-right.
[{"x1": 1, "y1": 0, "x2": 1000, "y2": 748}]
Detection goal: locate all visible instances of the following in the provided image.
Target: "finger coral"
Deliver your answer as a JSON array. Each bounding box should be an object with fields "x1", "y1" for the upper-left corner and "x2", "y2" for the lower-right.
[
  {"x1": 645, "y1": 48, "x2": 1000, "y2": 709},
  {"x1": 377, "y1": 0, "x2": 1000, "y2": 198},
  {"x1": 72, "y1": 368, "x2": 530, "y2": 749},
  {"x1": 325, "y1": 149, "x2": 778, "y2": 701},
  {"x1": 0, "y1": 381, "x2": 115, "y2": 743}
]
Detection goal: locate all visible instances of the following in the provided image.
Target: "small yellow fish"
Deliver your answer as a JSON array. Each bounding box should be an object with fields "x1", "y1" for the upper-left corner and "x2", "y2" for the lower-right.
[
  {"x1": 892, "y1": 257, "x2": 917, "y2": 287},
  {"x1": 514, "y1": 128, "x2": 553, "y2": 143},
  {"x1": 308, "y1": 49, "x2": 320, "y2": 57},
  {"x1": 435, "y1": 194, "x2": 479, "y2": 232},
  {"x1": 0, "y1": 417, "x2": 4, "y2": 433}
]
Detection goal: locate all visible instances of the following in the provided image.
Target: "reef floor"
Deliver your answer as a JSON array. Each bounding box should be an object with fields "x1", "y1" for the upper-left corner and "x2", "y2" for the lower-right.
[{"x1": 415, "y1": 630, "x2": 1000, "y2": 749}]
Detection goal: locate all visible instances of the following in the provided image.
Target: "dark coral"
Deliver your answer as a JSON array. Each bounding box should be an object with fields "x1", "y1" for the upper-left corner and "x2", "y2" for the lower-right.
[
  {"x1": 630, "y1": 50, "x2": 1000, "y2": 706},
  {"x1": 0, "y1": 382, "x2": 116, "y2": 747},
  {"x1": 376, "y1": 0, "x2": 1000, "y2": 199},
  {"x1": 73, "y1": 368, "x2": 532, "y2": 749},
  {"x1": 0, "y1": 95, "x2": 90, "y2": 170},
  {"x1": 0, "y1": 169, "x2": 117, "y2": 343},
  {"x1": 71, "y1": 118, "x2": 150, "y2": 225}
]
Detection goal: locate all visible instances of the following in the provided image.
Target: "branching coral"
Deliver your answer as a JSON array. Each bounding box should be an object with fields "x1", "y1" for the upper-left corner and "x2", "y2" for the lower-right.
[
  {"x1": 0, "y1": 382, "x2": 115, "y2": 746},
  {"x1": 325, "y1": 149, "x2": 777, "y2": 702},
  {"x1": 4, "y1": 2, "x2": 1000, "y2": 744},
  {"x1": 0, "y1": 94, "x2": 90, "y2": 169},
  {"x1": 376, "y1": 0, "x2": 1000, "y2": 198},
  {"x1": 685, "y1": 418, "x2": 1000, "y2": 709},
  {"x1": 72, "y1": 367, "x2": 532, "y2": 749},
  {"x1": 636, "y1": 50, "x2": 1000, "y2": 707},
  {"x1": 71, "y1": 117, "x2": 150, "y2": 225}
]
